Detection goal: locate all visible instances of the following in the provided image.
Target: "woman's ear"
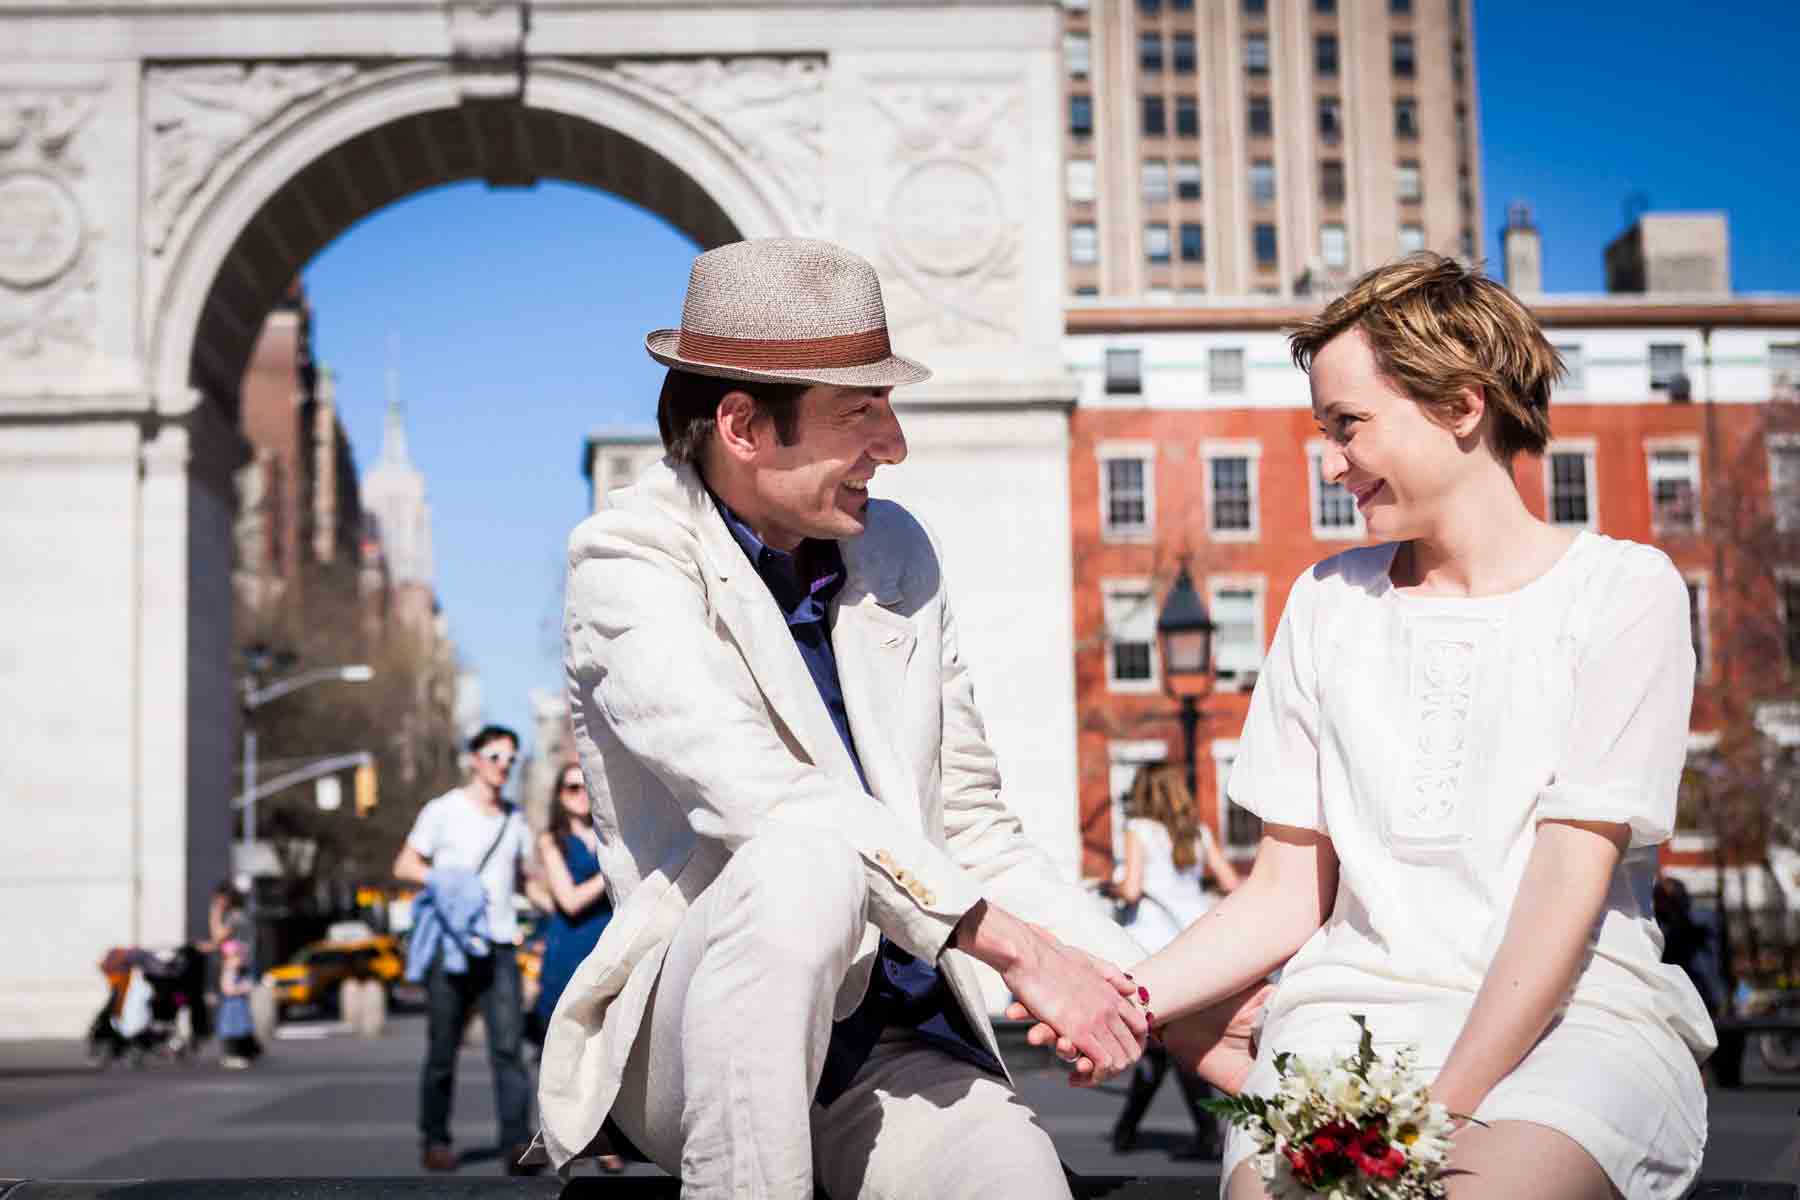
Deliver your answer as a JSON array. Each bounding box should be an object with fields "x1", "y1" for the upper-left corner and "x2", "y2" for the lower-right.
[{"x1": 1448, "y1": 386, "x2": 1486, "y2": 441}]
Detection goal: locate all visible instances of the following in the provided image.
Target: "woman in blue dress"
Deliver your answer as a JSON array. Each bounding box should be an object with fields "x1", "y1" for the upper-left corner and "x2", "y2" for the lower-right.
[{"x1": 531, "y1": 763, "x2": 621, "y2": 1171}]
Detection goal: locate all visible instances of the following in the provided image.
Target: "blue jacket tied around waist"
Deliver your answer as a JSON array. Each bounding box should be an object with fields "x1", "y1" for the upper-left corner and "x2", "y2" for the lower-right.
[{"x1": 405, "y1": 868, "x2": 492, "y2": 981}]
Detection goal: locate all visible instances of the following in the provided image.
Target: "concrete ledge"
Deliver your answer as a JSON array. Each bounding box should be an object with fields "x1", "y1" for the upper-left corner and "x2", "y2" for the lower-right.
[{"x1": 1, "y1": 1182, "x2": 1792, "y2": 1199}]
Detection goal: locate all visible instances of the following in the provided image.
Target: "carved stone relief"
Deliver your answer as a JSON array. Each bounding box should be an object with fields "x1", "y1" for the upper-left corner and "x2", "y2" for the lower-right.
[
  {"x1": 612, "y1": 58, "x2": 828, "y2": 236},
  {"x1": 868, "y1": 83, "x2": 1023, "y2": 347},
  {"x1": 144, "y1": 63, "x2": 358, "y2": 256},
  {"x1": 0, "y1": 88, "x2": 99, "y2": 359}
]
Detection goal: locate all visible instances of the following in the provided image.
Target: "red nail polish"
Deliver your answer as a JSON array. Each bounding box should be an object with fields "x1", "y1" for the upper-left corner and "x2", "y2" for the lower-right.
[{"x1": 1137, "y1": 985, "x2": 1150, "y2": 1004}]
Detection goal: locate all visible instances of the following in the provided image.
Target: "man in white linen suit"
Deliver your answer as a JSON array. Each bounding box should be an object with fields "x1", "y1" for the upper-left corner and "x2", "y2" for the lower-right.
[{"x1": 536, "y1": 238, "x2": 1260, "y2": 1198}]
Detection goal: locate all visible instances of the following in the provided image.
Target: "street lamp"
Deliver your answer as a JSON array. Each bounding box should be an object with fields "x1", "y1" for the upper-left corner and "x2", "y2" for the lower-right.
[
  {"x1": 239, "y1": 651, "x2": 374, "y2": 946},
  {"x1": 1156, "y1": 563, "x2": 1217, "y2": 800}
]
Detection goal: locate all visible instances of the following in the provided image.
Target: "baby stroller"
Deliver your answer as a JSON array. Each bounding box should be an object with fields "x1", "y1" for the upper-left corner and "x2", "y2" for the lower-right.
[{"x1": 87, "y1": 945, "x2": 210, "y2": 1068}]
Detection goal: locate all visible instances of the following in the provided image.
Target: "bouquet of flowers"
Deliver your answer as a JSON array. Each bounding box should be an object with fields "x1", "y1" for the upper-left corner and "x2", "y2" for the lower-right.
[{"x1": 1204, "y1": 1015, "x2": 1464, "y2": 1199}]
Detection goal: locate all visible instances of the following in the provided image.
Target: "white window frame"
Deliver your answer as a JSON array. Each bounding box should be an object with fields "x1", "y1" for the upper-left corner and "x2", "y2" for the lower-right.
[
  {"x1": 1104, "y1": 347, "x2": 1142, "y2": 395},
  {"x1": 1108, "y1": 738, "x2": 1168, "y2": 874},
  {"x1": 1204, "y1": 440, "x2": 1261, "y2": 541},
  {"x1": 1249, "y1": 160, "x2": 1276, "y2": 206},
  {"x1": 1307, "y1": 440, "x2": 1365, "y2": 539},
  {"x1": 1772, "y1": 341, "x2": 1800, "y2": 399},
  {"x1": 1098, "y1": 441, "x2": 1155, "y2": 544},
  {"x1": 1396, "y1": 161, "x2": 1422, "y2": 203},
  {"x1": 1069, "y1": 222, "x2": 1098, "y2": 265},
  {"x1": 1544, "y1": 439, "x2": 1598, "y2": 531},
  {"x1": 1208, "y1": 346, "x2": 1246, "y2": 395},
  {"x1": 1066, "y1": 158, "x2": 1096, "y2": 204},
  {"x1": 1211, "y1": 738, "x2": 1262, "y2": 854},
  {"x1": 1650, "y1": 342, "x2": 1687, "y2": 392},
  {"x1": 1769, "y1": 432, "x2": 1800, "y2": 534},
  {"x1": 1206, "y1": 574, "x2": 1267, "y2": 688},
  {"x1": 1175, "y1": 159, "x2": 1203, "y2": 201},
  {"x1": 1142, "y1": 158, "x2": 1170, "y2": 203},
  {"x1": 1065, "y1": 32, "x2": 1091, "y2": 77},
  {"x1": 1320, "y1": 223, "x2": 1348, "y2": 270},
  {"x1": 1144, "y1": 222, "x2": 1173, "y2": 264},
  {"x1": 1646, "y1": 436, "x2": 1701, "y2": 535},
  {"x1": 1684, "y1": 570, "x2": 1711, "y2": 684},
  {"x1": 1397, "y1": 223, "x2": 1425, "y2": 255},
  {"x1": 1102, "y1": 577, "x2": 1161, "y2": 694}
]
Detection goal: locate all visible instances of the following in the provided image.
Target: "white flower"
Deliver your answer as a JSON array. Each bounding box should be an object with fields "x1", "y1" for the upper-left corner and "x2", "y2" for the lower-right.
[{"x1": 1322, "y1": 1066, "x2": 1367, "y2": 1117}]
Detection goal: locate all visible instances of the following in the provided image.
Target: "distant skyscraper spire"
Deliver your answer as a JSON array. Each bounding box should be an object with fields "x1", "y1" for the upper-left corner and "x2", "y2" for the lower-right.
[
  {"x1": 362, "y1": 333, "x2": 434, "y2": 590},
  {"x1": 380, "y1": 334, "x2": 411, "y2": 467}
]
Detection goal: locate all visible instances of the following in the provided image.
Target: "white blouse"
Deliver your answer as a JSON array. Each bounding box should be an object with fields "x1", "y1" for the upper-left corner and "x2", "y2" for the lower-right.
[{"x1": 1227, "y1": 532, "x2": 1715, "y2": 1074}]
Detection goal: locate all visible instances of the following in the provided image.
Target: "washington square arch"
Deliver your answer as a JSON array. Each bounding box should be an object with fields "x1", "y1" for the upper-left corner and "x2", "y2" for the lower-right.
[{"x1": 0, "y1": 2, "x2": 1084, "y2": 1032}]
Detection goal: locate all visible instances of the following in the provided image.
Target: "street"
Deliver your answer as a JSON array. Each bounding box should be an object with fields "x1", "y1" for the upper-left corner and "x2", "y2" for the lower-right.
[{"x1": 1, "y1": 1013, "x2": 1795, "y2": 1190}]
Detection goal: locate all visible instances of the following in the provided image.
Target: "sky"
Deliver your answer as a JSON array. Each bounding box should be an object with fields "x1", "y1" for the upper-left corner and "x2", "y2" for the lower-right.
[{"x1": 304, "y1": 0, "x2": 1800, "y2": 759}]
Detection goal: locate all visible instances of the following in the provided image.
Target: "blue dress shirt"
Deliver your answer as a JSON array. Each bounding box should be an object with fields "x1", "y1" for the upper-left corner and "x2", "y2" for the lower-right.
[{"x1": 712, "y1": 495, "x2": 1004, "y2": 1106}]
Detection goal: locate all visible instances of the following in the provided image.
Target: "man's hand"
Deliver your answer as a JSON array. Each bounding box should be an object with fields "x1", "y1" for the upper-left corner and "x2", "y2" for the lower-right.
[
  {"x1": 953, "y1": 901, "x2": 1146, "y2": 1083},
  {"x1": 1159, "y1": 982, "x2": 1270, "y2": 1095}
]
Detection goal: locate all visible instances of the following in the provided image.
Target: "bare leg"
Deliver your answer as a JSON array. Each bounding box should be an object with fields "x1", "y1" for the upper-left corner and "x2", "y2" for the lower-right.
[
  {"x1": 1443, "y1": 1121, "x2": 1619, "y2": 1200},
  {"x1": 1225, "y1": 1158, "x2": 1271, "y2": 1200}
]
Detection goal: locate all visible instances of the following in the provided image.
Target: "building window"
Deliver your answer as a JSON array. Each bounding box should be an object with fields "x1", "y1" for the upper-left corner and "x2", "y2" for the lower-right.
[
  {"x1": 1141, "y1": 32, "x2": 1164, "y2": 73},
  {"x1": 1243, "y1": 0, "x2": 1266, "y2": 13},
  {"x1": 1392, "y1": 35, "x2": 1416, "y2": 78},
  {"x1": 1320, "y1": 158, "x2": 1345, "y2": 205},
  {"x1": 1171, "y1": 0, "x2": 1192, "y2": 10},
  {"x1": 1397, "y1": 160, "x2": 1422, "y2": 202},
  {"x1": 1315, "y1": 35, "x2": 1338, "y2": 77},
  {"x1": 1137, "y1": 0, "x2": 1159, "y2": 12},
  {"x1": 1173, "y1": 33, "x2": 1196, "y2": 74},
  {"x1": 1066, "y1": 158, "x2": 1096, "y2": 204},
  {"x1": 1103, "y1": 583, "x2": 1158, "y2": 689},
  {"x1": 1070, "y1": 95, "x2": 1093, "y2": 137},
  {"x1": 1209, "y1": 347, "x2": 1245, "y2": 394},
  {"x1": 1074, "y1": 285, "x2": 1100, "y2": 297},
  {"x1": 1395, "y1": 97, "x2": 1418, "y2": 138},
  {"x1": 1253, "y1": 222, "x2": 1278, "y2": 268},
  {"x1": 1065, "y1": 33, "x2": 1091, "y2": 77},
  {"x1": 1208, "y1": 581, "x2": 1264, "y2": 679},
  {"x1": 1246, "y1": 34, "x2": 1270, "y2": 76},
  {"x1": 1686, "y1": 578, "x2": 1707, "y2": 677},
  {"x1": 1064, "y1": 0, "x2": 1090, "y2": 9},
  {"x1": 1650, "y1": 343, "x2": 1687, "y2": 392},
  {"x1": 1142, "y1": 159, "x2": 1170, "y2": 203},
  {"x1": 1318, "y1": 96, "x2": 1342, "y2": 143},
  {"x1": 1070, "y1": 222, "x2": 1098, "y2": 265},
  {"x1": 1102, "y1": 457, "x2": 1150, "y2": 536},
  {"x1": 1208, "y1": 453, "x2": 1257, "y2": 535},
  {"x1": 1142, "y1": 95, "x2": 1167, "y2": 136},
  {"x1": 1556, "y1": 343, "x2": 1585, "y2": 392},
  {"x1": 1397, "y1": 224, "x2": 1424, "y2": 254},
  {"x1": 1213, "y1": 740, "x2": 1263, "y2": 852},
  {"x1": 1104, "y1": 348, "x2": 1142, "y2": 395},
  {"x1": 1314, "y1": 0, "x2": 1336, "y2": 10},
  {"x1": 1176, "y1": 159, "x2": 1203, "y2": 200},
  {"x1": 1783, "y1": 576, "x2": 1800, "y2": 668},
  {"x1": 1390, "y1": 0, "x2": 1412, "y2": 12},
  {"x1": 1773, "y1": 341, "x2": 1800, "y2": 397},
  {"x1": 1176, "y1": 96, "x2": 1200, "y2": 137},
  {"x1": 1649, "y1": 446, "x2": 1699, "y2": 533},
  {"x1": 1180, "y1": 222, "x2": 1204, "y2": 263},
  {"x1": 1309, "y1": 445, "x2": 1362, "y2": 537},
  {"x1": 1145, "y1": 223, "x2": 1172, "y2": 264},
  {"x1": 1249, "y1": 160, "x2": 1276, "y2": 205},
  {"x1": 1769, "y1": 435, "x2": 1800, "y2": 533},
  {"x1": 1547, "y1": 447, "x2": 1594, "y2": 528},
  {"x1": 1320, "y1": 223, "x2": 1348, "y2": 270},
  {"x1": 1248, "y1": 94, "x2": 1273, "y2": 137}
]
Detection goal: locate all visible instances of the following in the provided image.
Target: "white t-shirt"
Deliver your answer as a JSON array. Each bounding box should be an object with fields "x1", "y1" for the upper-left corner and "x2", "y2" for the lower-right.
[
  {"x1": 1228, "y1": 533, "x2": 1714, "y2": 1078},
  {"x1": 405, "y1": 787, "x2": 532, "y2": 943},
  {"x1": 1120, "y1": 818, "x2": 1215, "y2": 955}
]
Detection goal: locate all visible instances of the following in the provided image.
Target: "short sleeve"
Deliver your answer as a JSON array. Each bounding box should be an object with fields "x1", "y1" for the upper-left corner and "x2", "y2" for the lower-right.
[
  {"x1": 1535, "y1": 548, "x2": 1696, "y2": 848},
  {"x1": 405, "y1": 797, "x2": 444, "y2": 859},
  {"x1": 1226, "y1": 568, "x2": 1326, "y2": 832}
]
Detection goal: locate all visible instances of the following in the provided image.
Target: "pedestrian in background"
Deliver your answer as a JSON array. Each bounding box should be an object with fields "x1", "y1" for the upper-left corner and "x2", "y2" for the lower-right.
[
  {"x1": 394, "y1": 724, "x2": 537, "y2": 1175},
  {"x1": 529, "y1": 762, "x2": 622, "y2": 1173},
  {"x1": 1107, "y1": 762, "x2": 1240, "y2": 1159},
  {"x1": 216, "y1": 939, "x2": 262, "y2": 1069}
]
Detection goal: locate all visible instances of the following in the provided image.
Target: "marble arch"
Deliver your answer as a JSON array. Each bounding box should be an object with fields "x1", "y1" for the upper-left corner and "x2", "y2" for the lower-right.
[{"x1": 1, "y1": 2, "x2": 1079, "y2": 1035}]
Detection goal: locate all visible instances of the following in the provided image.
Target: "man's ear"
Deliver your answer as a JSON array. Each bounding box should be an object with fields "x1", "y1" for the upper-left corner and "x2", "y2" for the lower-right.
[
  {"x1": 714, "y1": 390, "x2": 765, "y2": 464},
  {"x1": 1447, "y1": 386, "x2": 1486, "y2": 441}
]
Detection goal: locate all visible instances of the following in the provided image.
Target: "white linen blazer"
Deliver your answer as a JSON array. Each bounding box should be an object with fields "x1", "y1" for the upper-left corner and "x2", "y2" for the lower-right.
[{"x1": 536, "y1": 458, "x2": 1146, "y2": 1170}]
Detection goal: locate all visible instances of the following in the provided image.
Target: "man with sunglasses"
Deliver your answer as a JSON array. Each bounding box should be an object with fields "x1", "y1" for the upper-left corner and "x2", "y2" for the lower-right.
[{"x1": 394, "y1": 724, "x2": 538, "y2": 1175}]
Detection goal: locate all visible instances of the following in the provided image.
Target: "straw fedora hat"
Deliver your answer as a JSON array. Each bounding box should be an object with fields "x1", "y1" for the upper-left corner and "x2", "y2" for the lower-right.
[{"x1": 645, "y1": 238, "x2": 931, "y2": 389}]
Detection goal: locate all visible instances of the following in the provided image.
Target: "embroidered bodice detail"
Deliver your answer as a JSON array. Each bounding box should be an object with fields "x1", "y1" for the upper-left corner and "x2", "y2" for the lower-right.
[{"x1": 1390, "y1": 615, "x2": 1497, "y2": 847}]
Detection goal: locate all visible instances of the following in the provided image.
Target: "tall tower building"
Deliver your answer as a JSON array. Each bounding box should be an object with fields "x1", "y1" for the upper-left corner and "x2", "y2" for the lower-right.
[
  {"x1": 1061, "y1": 0, "x2": 1482, "y2": 300},
  {"x1": 360, "y1": 365, "x2": 436, "y2": 622}
]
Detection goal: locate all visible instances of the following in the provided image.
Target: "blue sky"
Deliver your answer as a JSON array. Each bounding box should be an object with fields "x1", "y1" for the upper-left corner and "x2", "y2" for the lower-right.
[{"x1": 304, "y1": 0, "x2": 1800, "y2": 758}]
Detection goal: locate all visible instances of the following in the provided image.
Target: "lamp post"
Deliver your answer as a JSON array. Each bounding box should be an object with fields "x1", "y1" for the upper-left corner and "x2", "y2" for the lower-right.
[
  {"x1": 239, "y1": 648, "x2": 374, "y2": 943},
  {"x1": 1156, "y1": 563, "x2": 1217, "y2": 800}
]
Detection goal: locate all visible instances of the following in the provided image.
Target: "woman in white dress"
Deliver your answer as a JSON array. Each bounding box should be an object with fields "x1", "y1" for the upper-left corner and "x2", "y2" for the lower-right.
[
  {"x1": 1109, "y1": 762, "x2": 1242, "y2": 1156},
  {"x1": 1111, "y1": 255, "x2": 1715, "y2": 1199}
]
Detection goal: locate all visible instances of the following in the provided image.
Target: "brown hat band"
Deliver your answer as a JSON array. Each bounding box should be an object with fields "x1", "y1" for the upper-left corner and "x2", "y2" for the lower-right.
[{"x1": 676, "y1": 327, "x2": 893, "y2": 372}]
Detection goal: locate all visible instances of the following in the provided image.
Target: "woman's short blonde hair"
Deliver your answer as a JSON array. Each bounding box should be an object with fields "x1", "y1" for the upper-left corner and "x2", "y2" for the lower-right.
[{"x1": 1288, "y1": 253, "x2": 1562, "y2": 460}]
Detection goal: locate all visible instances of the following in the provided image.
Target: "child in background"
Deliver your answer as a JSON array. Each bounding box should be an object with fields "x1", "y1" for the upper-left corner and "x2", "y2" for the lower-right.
[{"x1": 216, "y1": 939, "x2": 262, "y2": 1069}]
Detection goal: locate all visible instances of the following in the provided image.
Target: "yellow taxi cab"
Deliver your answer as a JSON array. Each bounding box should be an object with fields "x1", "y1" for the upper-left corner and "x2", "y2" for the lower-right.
[{"x1": 264, "y1": 922, "x2": 403, "y2": 1018}]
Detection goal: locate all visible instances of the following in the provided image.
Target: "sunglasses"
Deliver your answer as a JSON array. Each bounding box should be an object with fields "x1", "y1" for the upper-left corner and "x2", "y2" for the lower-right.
[
  {"x1": 478, "y1": 747, "x2": 517, "y2": 767},
  {"x1": 560, "y1": 780, "x2": 584, "y2": 793}
]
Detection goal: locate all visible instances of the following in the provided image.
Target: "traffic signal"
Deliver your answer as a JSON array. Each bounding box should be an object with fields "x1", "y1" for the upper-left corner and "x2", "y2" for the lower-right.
[{"x1": 354, "y1": 761, "x2": 378, "y2": 817}]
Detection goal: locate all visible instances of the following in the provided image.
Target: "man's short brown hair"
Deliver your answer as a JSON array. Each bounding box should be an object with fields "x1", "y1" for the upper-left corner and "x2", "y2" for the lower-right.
[
  {"x1": 656, "y1": 369, "x2": 807, "y2": 466},
  {"x1": 1288, "y1": 253, "x2": 1561, "y2": 460}
]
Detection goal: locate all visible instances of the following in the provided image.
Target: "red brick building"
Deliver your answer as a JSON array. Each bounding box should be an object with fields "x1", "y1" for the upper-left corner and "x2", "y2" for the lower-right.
[{"x1": 1066, "y1": 298, "x2": 1800, "y2": 882}]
